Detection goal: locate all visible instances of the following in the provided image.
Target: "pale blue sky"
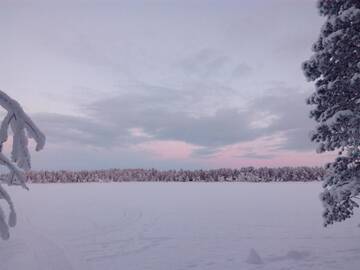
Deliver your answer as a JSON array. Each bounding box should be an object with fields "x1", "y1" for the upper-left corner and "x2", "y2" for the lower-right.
[{"x1": 0, "y1": 0, "x2": 334, "y2": 170}]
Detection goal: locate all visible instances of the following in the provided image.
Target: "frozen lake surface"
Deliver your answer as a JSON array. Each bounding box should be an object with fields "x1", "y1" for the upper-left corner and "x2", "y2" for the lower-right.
[{"x1": 1, "y1": 182, "x2": 359, "y2": 270}]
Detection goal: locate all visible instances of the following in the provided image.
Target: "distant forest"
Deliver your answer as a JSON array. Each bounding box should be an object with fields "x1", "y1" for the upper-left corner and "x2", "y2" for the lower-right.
[{"x1": 23, "y1": 167, "x2": 325, "y2": 183}]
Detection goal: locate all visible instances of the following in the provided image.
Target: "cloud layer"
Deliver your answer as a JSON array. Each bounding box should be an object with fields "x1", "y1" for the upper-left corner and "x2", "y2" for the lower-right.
[
  {"x1": 0, "y1": 0, "x2": 333, "y2": 169},
  {"x1": 33, "y1": 85, "x2": 320, "y2": 168}
]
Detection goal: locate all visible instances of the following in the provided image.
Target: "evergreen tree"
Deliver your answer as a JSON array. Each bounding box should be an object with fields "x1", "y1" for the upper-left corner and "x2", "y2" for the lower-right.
[{"x1": 303, "y1": 0, "x2": 360, "y2": 226}]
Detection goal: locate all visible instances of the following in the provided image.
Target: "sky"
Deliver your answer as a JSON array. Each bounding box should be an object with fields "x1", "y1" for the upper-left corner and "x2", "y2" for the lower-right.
[{"x1": 0, "y1": 0, "x2": 336, "y2": 170}]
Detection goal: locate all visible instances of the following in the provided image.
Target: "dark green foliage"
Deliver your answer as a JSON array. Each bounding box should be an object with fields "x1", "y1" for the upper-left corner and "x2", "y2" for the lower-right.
[{"x1": 303, "y1": 0, "x2": 360, "y2": 226}]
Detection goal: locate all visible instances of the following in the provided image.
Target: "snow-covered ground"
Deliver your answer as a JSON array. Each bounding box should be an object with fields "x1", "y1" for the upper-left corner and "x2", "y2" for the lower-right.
[{"x1": 1, "y1": 182, "x2": 359, "y2": 270}]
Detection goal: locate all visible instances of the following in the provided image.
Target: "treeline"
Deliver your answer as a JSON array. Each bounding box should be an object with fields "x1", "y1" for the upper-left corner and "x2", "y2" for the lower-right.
[{"x1": 24, "y1": 167, "x2": 325, "y2": 183}]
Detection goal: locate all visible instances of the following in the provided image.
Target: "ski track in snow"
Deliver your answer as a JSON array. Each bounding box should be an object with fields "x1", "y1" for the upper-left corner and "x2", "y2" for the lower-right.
[
  {"x1": 68, "y1": 210, "x2": 172, "y2": 262},
  {"x1": 1, "y1": 182, "x2": 360, "y2": 270}
]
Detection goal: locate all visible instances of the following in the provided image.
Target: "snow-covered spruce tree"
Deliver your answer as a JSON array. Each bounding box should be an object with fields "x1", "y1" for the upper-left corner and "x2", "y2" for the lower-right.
[
  {"x1": 0, "y1": 90, "x2": 45, "y2": 239},
  {"x1": 303, "y1": 0, "x2": 360, "y2": 226}
]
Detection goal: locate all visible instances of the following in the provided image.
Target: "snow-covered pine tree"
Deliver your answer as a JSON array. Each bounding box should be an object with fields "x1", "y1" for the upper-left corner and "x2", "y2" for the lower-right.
[
  {"x1": 303, "y1": 0, "x2": 360, "y2": 226},
  {"x1": 0, "y1": 90, "x2": 45, "y2": 239}
]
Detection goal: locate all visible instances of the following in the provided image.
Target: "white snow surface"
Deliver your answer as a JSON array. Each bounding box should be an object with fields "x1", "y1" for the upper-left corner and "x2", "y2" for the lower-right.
[{"x1": 1, "y1": 182, "x2": 359, "y2": 270}]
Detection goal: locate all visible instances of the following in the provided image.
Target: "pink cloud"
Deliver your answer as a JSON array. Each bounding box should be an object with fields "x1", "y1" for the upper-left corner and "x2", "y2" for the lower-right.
[
  {"x1": 207, "y1": 150, "x2": 335, "y2": 168},
  {"x1": 203, "y1": 134, "x2": 336, "y2": 168},
  {"x1": 132, "y1": 135, "x2": 336, "y2": 168}
]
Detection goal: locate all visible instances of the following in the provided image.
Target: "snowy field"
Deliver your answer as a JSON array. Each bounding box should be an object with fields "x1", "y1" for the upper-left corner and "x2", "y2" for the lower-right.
[{"x1": 1, "y1": 182, "x2": 360, "y2": 270}]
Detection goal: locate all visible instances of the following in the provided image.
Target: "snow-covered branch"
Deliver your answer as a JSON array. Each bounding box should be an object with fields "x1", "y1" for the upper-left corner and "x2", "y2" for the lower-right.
[{"x1": 0, "y1": 90, "x2": 45, "y2": 240}]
